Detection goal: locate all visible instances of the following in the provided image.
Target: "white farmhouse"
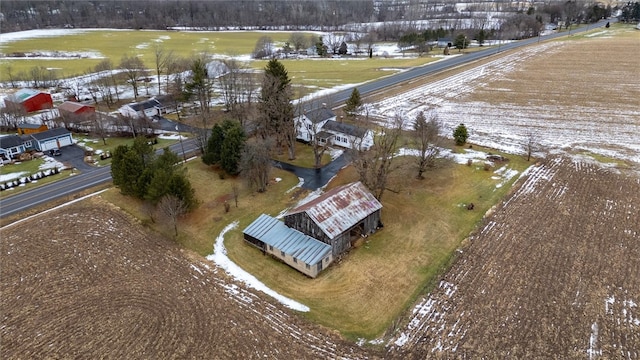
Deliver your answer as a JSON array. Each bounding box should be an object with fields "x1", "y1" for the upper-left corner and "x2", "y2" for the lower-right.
[
  {"x1": 320, "y1": 120, "x2": 374, "y2": 151},
  {"x1": 295, "y1": 106, "x2": 374, "y2": 151},
  {"x1": 295, "y1": 107, "x2": 336, "y2": 142},
  {"x1": 118, "y1": 98, "x2": 161, "y2": 119}
]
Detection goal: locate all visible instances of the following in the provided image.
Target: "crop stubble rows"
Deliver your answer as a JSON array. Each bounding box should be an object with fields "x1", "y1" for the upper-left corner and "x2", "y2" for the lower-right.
[
  {"x1": 388, "y1": 157, "x2": 640, "y2": 358},
  {"x1": 0, "y1": 200, "x2": 375, "y2": 359}
]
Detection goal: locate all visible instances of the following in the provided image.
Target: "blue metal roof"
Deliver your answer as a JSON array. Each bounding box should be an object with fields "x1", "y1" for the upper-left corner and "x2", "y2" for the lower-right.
[{"x1": 244, "y1": 214, "x2": 331, "y2": 266}]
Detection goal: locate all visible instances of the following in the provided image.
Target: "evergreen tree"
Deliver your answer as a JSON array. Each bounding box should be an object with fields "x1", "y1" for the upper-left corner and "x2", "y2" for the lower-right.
[
  {"x1": 258, "y1": 59, "x2": 295, "y2": 159},
  {"x1": 454, "y1": 34, "x2": 469, "y2": 49},
  {"x1": 344, "y1": 87, "x2": 363, "y2": 118},
  {"x1": 203, "y1": 119, "x2": 246, "y2": 175},
  {"x1": 111, "y1": 137, "x2": 154, "y2": 197},
  {"x1": 453, "y1": 123, "x2": 469, "y2": 146}
]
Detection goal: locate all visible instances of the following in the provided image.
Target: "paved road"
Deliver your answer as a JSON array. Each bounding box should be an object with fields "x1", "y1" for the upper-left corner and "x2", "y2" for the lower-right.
[
  {"x1": 0, "y1": 19, "x2": 613, "y2": 219},
  {"x1": 0, "y1": 137, "x2": 201, "y2": 219}
]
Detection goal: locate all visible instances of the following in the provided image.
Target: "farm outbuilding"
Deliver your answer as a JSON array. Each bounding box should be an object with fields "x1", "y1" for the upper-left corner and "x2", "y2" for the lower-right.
[
  {"x1": 4, "y1": 89, "x2": 53, "y2": 113},
  {"x1": 58, "y1": 101, "x2": 95, "y2": 119},
  {"x1": 284, "y1": 182, "x2": 383, "y2": 257},
  {"x1": 30, "y1": 127, "x2": 73, "y2": 152},
  {"x1": 243, "y1": 214, "x2": 333, "y2": 278},
  {"x1": 17, "y1": 122, "x2": 48, "y2": 135}
]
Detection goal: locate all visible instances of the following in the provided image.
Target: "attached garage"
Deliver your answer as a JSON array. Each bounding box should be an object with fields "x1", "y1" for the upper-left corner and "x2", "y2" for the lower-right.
[{"x1": 30, "y1": 128, "x2": 73, "y2": 152}]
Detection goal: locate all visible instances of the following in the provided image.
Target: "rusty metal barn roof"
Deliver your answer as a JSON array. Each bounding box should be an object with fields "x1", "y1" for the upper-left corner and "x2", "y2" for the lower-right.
[
  {"x1": 286, "y1": 182, "x2": 382, "y2": 240},
  {"x1": 243, "y1": 214, "x2": 331, "y2": 265}
]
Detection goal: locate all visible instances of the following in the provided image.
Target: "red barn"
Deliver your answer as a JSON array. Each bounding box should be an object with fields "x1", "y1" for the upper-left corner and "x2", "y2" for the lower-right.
[
  {"x1": 58, "y1": 101, "x2": 95, "y2": 119},
  {"x1": 4, "y1": 89, "x2": 53, "y2": 113}
]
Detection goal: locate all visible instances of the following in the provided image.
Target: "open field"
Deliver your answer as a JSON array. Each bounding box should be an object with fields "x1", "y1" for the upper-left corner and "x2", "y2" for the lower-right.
[
  {"x1": 0, "y1": 28, "x2": 436, "y2": 89},
  {"x1": 1, "y1": 25, "x2": 639, "y2": 357},
  {"x1": 0, "y1": 198, "x2": 376, "y2": 359},
  {"x1": 387, "y1": 156, "x2": 640, "y2": 358},
  {"x1": 366, "y1": 24, "x2": 640, "y2": 166}
]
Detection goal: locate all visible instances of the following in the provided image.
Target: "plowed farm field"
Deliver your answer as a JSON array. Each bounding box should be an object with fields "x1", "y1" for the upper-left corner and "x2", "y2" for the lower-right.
[
  {"x1": 388, "y1": 156, "x2": 640, "y2": 358},
  {"x1": 0, "y1": 199, "x2": 377, "y2": 359}
]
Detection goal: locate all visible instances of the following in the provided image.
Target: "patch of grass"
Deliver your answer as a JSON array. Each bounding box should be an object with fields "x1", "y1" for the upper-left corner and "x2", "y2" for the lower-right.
[
  {"x1": 223, "y1": 148, "x2": 530, "y2": 340},
  {"x1": 253, "y1": 56, "x2": 438, "y2": 97},
  {"x1": 102, "y1": 142, "x2": 530, "y2": 340},
  {"x1": 0, "y1": 159, "x2": 68, "y2": 198},
  {"x1": 0, "y1": 30, "x2": 298, "y2": 82},
  {"x1": 272, "y1": 142, "x2": 332, "y2": 168}
]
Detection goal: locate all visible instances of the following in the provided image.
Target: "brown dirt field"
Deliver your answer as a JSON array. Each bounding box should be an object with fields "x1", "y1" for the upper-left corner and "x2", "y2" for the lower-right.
[
  {"x1": 0, "y1": 198, "x2": 378, "y2": 359},
  {"x1": 387, "y1": 156, "x2": 640, "y2": 358}
]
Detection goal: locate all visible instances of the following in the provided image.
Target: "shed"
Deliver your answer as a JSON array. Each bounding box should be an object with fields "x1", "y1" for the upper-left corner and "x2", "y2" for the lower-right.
[
  {"x1": 284, "y1": 181, "x2": 383, "y2": 256},
  {"x1": 30, "y1": 127, "x2": 73, "y2": 152},
  {"x1": 243, "y1": 214, "x2": 334, "y2": 278},
  {"x1": 4, "y1": 89, "x2": 53, "y2": 113},
  {"x1": 0, "y1": 135, "x2": 27, "y2": 159},
  {"x1": 17, "y1": 122, "x2": 48, "y2": 135}
]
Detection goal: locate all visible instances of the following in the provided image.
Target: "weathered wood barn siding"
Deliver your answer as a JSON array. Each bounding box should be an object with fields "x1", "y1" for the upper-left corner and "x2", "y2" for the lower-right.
[{"x1": 284, "y1": 182, "x2": 383, "y2": 257}]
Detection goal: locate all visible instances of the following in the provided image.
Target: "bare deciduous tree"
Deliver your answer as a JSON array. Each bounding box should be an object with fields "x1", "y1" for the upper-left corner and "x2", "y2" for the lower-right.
[
  {"x1": 351, "y1": 113, "x2": 406, "y2": 200},
  {"x1": 156, "y1": 194, "x2": 187, "y2": 238},
  {"x1": 240, "y1": 138, "x2": 273, "y2": 193},
  {"x1": 153, "y1": 44, "x2": 173, "y2": 96},
  {"x1": 524, "y1": 130, "x2": 540, "y2": 161},
  {"x1": 412, "y1": 110, "x2": 442, "y2": 179},
  {"x1": 119, "y1": 54, "x2": 147, "y2": 101}
]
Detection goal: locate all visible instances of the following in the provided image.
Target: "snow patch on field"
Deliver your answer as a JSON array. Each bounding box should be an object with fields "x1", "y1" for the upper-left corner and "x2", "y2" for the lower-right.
[{"x1": 206, "y1": 221, "x2": 310, "y2": 312}]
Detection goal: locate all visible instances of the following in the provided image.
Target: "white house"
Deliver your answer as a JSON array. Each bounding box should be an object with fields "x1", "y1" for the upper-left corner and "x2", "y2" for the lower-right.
[
  {"x1": 118, "y1": 98, "x2": 162, "y2": 119},
  {"x1": 320, "y1": 120, "x2": 374, "y2": 151},
  {"x1": 295, "y1": 107, "x2": 336, "y2": 142}
]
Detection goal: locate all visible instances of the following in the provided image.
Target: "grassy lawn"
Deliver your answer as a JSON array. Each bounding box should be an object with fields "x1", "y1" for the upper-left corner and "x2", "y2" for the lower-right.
[
  {"x1": 74, "y1": 134, "x2": 179, "y2": 166},
  {"x1": 0, "y1": 156, "x2": 68, "y2": 198},
  {"x1": 101, "y1": 140, "x2": 532, "y2": 341},
  {"x1": 272, "y1": 141, "x2": 333, "y2": 168}
]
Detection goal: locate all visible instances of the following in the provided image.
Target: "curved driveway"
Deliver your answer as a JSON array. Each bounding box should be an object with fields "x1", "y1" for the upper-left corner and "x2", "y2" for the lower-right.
[{"x1": 0, "y1": 19, "x2": 613, "y2": 219}]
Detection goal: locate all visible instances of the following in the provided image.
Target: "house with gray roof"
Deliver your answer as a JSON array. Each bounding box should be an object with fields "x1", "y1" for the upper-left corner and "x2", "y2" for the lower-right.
[
  {"x1": 29, "y1": 128, "x2": 73, "y2": 152},
  {"x1": 321, "y1": 120, "x2": 374, "y2": 151},
  {"x1": 295, "y1": 107, "x2": 336, "y2": 142},
  {"x1": 0, "y1": 135, "x2": 27, "y2": 160}
]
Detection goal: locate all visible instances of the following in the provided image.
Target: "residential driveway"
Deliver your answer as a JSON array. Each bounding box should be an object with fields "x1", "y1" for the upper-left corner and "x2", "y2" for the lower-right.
[
  {"x1": 273, "y1": 152, "x2": 350, "y2": 190},
  {"x1": 55, "y1": 144, "x2": 97, "y2": 173}
]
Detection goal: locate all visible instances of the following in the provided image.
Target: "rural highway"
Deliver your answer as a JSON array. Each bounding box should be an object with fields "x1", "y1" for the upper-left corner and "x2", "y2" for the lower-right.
[{"x1": 0, "y1": 19, "x2": 612, "y2": 220}]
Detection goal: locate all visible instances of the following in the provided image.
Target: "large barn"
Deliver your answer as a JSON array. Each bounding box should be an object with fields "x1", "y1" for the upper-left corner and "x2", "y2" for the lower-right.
[
  {"x1": 4, "y1": 89, "x2": 53, "y2": 113},
  {"x1": 243, "y1": 182, "x2": 382, "y2": 277},
  {"x1": 284, "y1": 181, "x2": 383, "y2": 256}
]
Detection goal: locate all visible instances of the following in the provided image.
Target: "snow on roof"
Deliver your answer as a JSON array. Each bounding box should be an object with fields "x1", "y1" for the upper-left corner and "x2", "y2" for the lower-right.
[
  {"x1": 243, "y1": 214, "x2": 331, "y2": 265},
  {"x1": 286, "y1": 181, "x2": 382, "y2": 240}
]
